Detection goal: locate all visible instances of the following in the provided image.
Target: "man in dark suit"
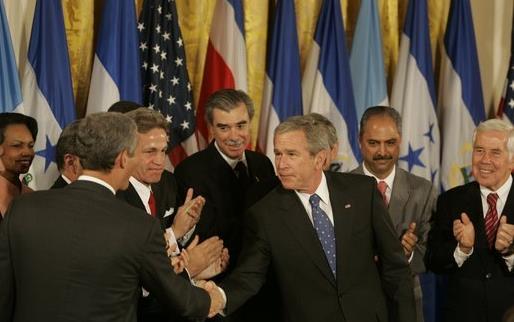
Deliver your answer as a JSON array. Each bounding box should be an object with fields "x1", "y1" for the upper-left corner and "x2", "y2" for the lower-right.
[
  {"x1": 352, "y1": 106, "x2": 436, "y2": 322},
  {"x1": 0, "y1": 112, "x2": 222, "y2": 321},
  {"x1": 116, "y1": 108, "x2": 227, "y2": 322},
  {"x1": 426, "y1": 119, "x2": 514, "y2": 322},
  {"x1": 51, "y1": 120, "x2": 82, "y2": 189},
  {"x1": 216, "y1": 115, "x2": 416, "y2": 322},
  {"x1": 174, "y1": 89, "x2": 275, "y2": 267}
]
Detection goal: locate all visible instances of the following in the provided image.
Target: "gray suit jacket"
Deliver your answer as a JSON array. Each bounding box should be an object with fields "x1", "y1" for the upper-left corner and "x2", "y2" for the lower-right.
[{"x1": 352, "y1": 165, "x2": 436, "y2": 274}]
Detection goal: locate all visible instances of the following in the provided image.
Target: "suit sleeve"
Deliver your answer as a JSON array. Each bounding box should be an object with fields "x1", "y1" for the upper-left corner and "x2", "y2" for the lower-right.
[
  {"x1": 139, "y1": 218, "x2": 210, "y2": 320},
  {"x1": 410, "y1": 184, "x2": 437, "y2": 273},
  {"x1": 219, "y1": 208, "x2": 271, "y2": 315},
  {"x1": 425, "y1": 192, "x2": 460, "y2": 274},
  {"x1": 0, "y1": 203, "x2": 15, "y2": 321},
  {"x1": 371, "y1": 184, "x2": 416, "y2": 322}
]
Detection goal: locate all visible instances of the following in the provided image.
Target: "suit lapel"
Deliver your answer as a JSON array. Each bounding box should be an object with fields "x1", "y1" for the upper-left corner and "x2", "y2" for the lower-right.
[
  {"x1": 326, "y1": 173, "x2": 355, "y2": 291},
  {"x1": 388, "y1": 169, "x2": 410, "y2": 229},
  {"x1": 276, "y1": 187, "x2": 337, "y2": 287}
]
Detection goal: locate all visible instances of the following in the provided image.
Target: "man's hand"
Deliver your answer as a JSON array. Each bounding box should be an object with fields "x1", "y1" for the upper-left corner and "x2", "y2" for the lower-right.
[
  {"x1": 172, "y1": 188, "x2": 205, "y2": 239},
  {"x1": 401, "y1": 222, "x2": 418, "y2": 258},
  {"x1": 495, "y1": 216, "x2": 514, "y2": 254},
  {"x1": 453, "y1": 212, "x2": 475, "y2": 254},
  {"x1": 194, "y1": 248, "x2": 230, "y2": 280},
  {"x1": 185, "y1": 236, "x2": 224, "y2": 277},
  {"x1": 197, "y1": 280, "x2": 225, "y2": 317},
  {"x1": 170, "y1": 248, "x2": 189, "y2": 274}
]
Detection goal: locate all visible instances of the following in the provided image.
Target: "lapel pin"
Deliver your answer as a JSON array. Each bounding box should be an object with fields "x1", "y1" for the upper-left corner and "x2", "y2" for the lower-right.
[{"x1": 344, "y1": 204, "x2": 351, "y2": 209}]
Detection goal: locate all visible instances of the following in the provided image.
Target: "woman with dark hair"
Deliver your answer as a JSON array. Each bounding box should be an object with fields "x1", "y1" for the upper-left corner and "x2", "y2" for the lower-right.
[{"x1": 0, "y1": 112, "x2": 37, "y2": 217}]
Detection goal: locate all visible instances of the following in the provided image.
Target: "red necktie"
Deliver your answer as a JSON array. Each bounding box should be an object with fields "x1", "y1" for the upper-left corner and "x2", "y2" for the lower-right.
[
  {"x1": 148, "y1": 191, "x2": 157, "y2": 217},
  {"x1": 377, "y1": 180, "x2": 389, "y2": 207},
  {"x1": 485, "y1": 193, "x2": 499, "y2": 249}
]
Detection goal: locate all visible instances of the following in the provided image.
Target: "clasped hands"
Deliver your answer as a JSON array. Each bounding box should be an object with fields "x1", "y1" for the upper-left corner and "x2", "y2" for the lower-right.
[{"x1": 453, "y1": 212, "x2": 514, "y2": 254}]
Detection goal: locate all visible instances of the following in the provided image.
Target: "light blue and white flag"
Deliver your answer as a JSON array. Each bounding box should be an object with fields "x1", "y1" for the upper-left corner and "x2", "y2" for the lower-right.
[
  {"x1": 302, "y1": 0, "x2": 361, "y2": 172},
  {"x1": 349, "y1": 0, "x2": 388, "y2": 121},
  {"x1": 391, "y1": 0, "x2": 440, "y2": 189},
  {"x1": 18, "y1": 0, "x2": 76, "y2": 189},
  {"x1": 438, "y1": 0, "x2": 485, "y2": 191},
  {"x1": 86, "y1": 0, "x2": 142, "y2": 114},
  {"x1": 0, "y1": 0, "x2": 22, "y2": 112},
  {"x1": 257, "y1": 0, "x2": 302, "y2": 160}
]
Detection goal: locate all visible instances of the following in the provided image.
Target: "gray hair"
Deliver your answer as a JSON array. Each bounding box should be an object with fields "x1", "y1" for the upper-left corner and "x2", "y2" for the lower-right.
[
  {"x1": 274, "y1": 115, "x2": 330, "y2": 156},
  {"x1": 55, "y1": 120, "x2": 81, "y2": 171},
  {"x1": 125, "y1": 107, "x2": 169, "y2": 135},
  {"x1": 473, "y1": 118, "x2": 514, "y2": 158},
  {"x1": 303, "y1": 113, "x2": 338, "y2": 148},
  {"x1": 75, "y1": 113, "x2": 138, "y2": 171},
  {"x1": 359, "y1": 106, "x2": 402, "y2": 137},
  {"x1": 204, "y1": 89, "x2": 254, "y2": 125}
]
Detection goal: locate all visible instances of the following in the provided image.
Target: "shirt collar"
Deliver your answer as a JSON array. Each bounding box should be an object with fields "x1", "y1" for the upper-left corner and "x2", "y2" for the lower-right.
[
  {"x1": 78, "y1": 175, "x2": 116, "y2": 194},
  {"x1": 362, "y1": 163, "x2": 396, "y2": 188},
  {"x1": 295, "y1": 172, "x2": 330, "y2": 205},
  {"x1": 214, "y1": 140, "x2": 247, "y2": 169},
  {"x1": 479, "y1": 175, "x2": 513, "y2": 205},
  {"x1": 61, "y1": 174, "x2": 72, "y2": 184}
]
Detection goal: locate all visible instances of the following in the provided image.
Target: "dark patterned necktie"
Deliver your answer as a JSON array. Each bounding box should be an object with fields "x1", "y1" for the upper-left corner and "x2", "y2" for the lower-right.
[
  {"x1": 485, "y1": 193, "x2": 499, "y2": 249},
  {"x1": 309, "y1": 194, "x2": 336, "y2": 276},
  {"x1": 235, "y1": 161, "x2": 251, "y2": 188}
]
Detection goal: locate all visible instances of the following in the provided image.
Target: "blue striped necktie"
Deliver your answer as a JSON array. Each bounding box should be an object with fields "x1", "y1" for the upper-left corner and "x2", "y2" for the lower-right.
[{"x1": 309, "y1": 194, "x2": 336, "y2": 276}]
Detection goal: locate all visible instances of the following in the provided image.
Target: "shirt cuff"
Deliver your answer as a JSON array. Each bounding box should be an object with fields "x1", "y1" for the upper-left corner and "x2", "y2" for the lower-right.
[
  {"x1": 503, "y1": 253, "x2": 514, "y2": 271},
  {"x1": 165, "y1": 227, "x2": 181, "y2": 256},
  {"x1": 177, "y1": 225, "x2": 195, "y2": 246},
  {"x1": 454, "y1": 245, "x2": 473, "y2": 267},
  {"x1": 407, "y1": 251, "x2": 414, "y2": 263},
  {"x1": 218, "y1": 286, "x2": 228, "y2": 317}
]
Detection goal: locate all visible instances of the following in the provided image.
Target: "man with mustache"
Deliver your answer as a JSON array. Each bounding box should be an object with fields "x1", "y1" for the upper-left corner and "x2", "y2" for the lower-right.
[
  {"x1": 352, "y1": 106, "x2": 436, "y2": 322},
  {"x1": 174, "y1": 89, "x2": 275, "y2": 320},
  {"x1": 0, "y1": 113, "x2": 38, "y2": 218}
]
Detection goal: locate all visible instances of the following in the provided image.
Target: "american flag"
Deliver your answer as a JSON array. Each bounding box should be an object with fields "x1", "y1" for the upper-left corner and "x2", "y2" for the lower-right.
[
  {"x1": 138, "y1": 0, "x2": 197, "y2": 165},
  {"x1": 497, "y1": 20, "x2": 514, "y2": 124}
]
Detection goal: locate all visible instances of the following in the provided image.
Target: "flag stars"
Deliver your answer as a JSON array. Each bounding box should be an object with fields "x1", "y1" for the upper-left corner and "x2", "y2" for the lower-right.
[
  {"x1": 155, "y1": 25, "x2": 161, "y2": 34},
  {"x1": 510, "y1": 80, "x2": 514, "y2": 91},
  {"x1": 157, "y1": 5, "x2": 162, "y2": 14},
  {"x1": 162, "y1": 32, "x2": 170, "y2": 41},
  {"x1": 142, "y1": 62, "x2": 148, "y2": 70},
  {"x1": 148, "y1": 104, "x2": 154, "y2": 110},
  {"x1": 187, "y1": 82, "x2": 191, "y2": 91},
  {"x1": 171, "y1": 76, "x2": 179, "y2": 85},
  {"x1": 180, "y1": 120, "x2": 190, "y2": 130},
  {"x1": 150, "y1": 64, "x2": 159, "y2": 73},
  {"x1": 153, "y1": 44, "x2": 161, "y2": 54},
  {"x1": 174, "y1": 57, "x2": 183, "y2": 66},
  {"x1": 509, "y1": 99, "x2": 514, "y2": 109},
  {"x1": 139, "y1": 42, "x2": 147, "y2": 51},
  {"x1": 167, "y1": 95, "x2": 176, "y2": 105},
  {"x1": 159, "y1": 90, "x2": 163, "y2": 98},
  {"x1": 159, "y1": 71, "x2": 164, "y2": 79},
  {"x1": 160, "y1": 52, "x2": 167, "y2": 60},
  {"x1": 166, "y1": 114, "x2": 173, "y2": 123},
  {"x1": 149, "y1": 84, "x2": 157, "y2": 93},
  {"x1": 176, "y1": 37, "x2": 183, "y2": 47},
  {"x1": 185, "y1": 101, "x2": 192, "y2": 110},
  {"x1": 137, "y1": 23, "x2": 145, "y2": 32},
  {"x1": 165, "y1": 13, "x2": 172, "y2": 20}
]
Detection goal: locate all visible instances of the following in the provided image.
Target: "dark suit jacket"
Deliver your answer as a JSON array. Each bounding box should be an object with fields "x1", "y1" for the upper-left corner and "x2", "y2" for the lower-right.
[
  {"x1": 174, "y1": 141, "x2": 275, "y2": 266},
  {"x1": 221, "y1": 172, "x2": 416, "y2": 322},
  {"x1": 0, "y1": 180, "x2": 209, "y2": 322},
  {"x1": 50, "y1": 175, "x2": 68, "y2": 189},
  {"x1": 117, "y1": 170, "x2": 177, "y2": 231},
  {"x1": 425, "y1": 179, "x2": 514, "y2": 322}
]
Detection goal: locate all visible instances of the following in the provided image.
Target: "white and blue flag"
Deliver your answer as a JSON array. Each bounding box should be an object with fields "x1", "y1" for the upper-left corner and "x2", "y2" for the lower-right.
[
  {"x1": 302, "y1": 0, "x2": 361, "y2": 172},
  {"x1": 349, "y1": 0, "x2": 388, "y2": 121},
  {"x1": 18, "y1": 0, "x2": 76, "y2": 189},
  {"x1": 258, "y1": 0, "x2": 302, "y2": 160},
  {"x1": 391, "y1": 0, "x2": 440, "y2": 189},
  {"x1": 438, "y1": 0, "x2": 485, "y2": 191},
  {"x1": 86, "y1": 0, "x2": 142, "y2": 114},
  {"x1": 0, "y1": 0, "x2": 22, "y2": 112}
]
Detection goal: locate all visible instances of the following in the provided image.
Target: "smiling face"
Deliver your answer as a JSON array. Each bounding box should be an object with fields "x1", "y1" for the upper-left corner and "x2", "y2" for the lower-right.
[
  {"x1": 472, "y1": 130, "x2": 514, "y2": 191},
  {"x1": 132, "y1": 127, "x2": 168, "y2": 185},
  {"x1": 209, "y1": 103, "x2": 251, "y2": 159},
  {"x1": 359, "y1": 115, "x2": 401, "y2": 179},
  {"x1": 0, "y1": 124, "x2": 35, "y2": 181}
]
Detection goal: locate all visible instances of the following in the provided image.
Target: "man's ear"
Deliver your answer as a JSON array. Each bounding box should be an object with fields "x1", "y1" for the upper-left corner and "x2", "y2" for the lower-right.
[
  {"x1": 315, "y1": 149, "x2": 329, "y2": 170},
  {"x1": 116, "y1": 149, "x2": 128, "y2": 169}
]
